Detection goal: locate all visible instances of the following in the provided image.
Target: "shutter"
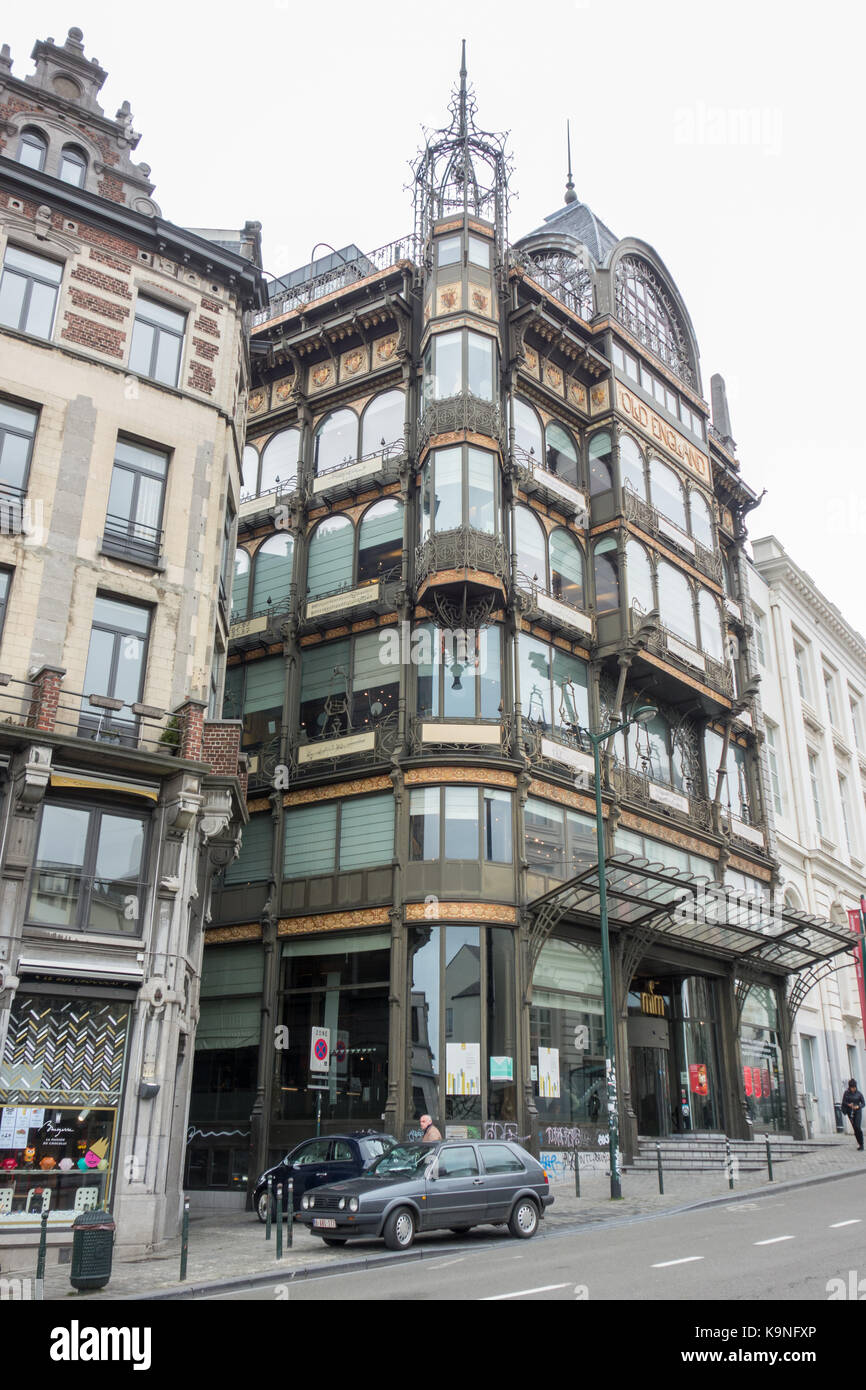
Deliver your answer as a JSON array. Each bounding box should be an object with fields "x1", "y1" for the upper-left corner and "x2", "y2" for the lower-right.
[
  {"x1": 352, "y1": 631, "x2": 395, "y2": 693},
  {"x1": 200, "y1": 944, "x2": 264, "y2": 997},
  {"x1": 300, "y1": 639, "x2": 351, "y2": 701},
  {"x1": 196, "y1": 997, "x2": 260, "y2": 1050},
  {"x1": 252, "y1": 534, "x2": 294, "y2": 613},
  {"x1": 284, "y1": 802, "x2": 337, "y2": 878},
  {"x1": 224, "y1": 813, "x2": 273, "y2": 885},
  {"x1": 307, "y1": 517, "x2": 354, "y2": 599},
  {"x1": 244, "y1": 656, "x2": 284, "y2": 713},
  {"x1": 338, "y1": 793, "x2": 395, "y2": 871}
]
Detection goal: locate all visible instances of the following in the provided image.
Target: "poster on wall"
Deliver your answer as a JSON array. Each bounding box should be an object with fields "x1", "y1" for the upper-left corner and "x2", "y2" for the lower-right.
[
  {"x1": 0, "y1": 1107, "x2": 16, "y2": 1146},
  {"x1": 446, "y1": 1042, "x2": 481, "y2": 1095},
  {"x1": 538, "y1": 1046, "x2": 561, "y2": 1098},
  {"x1": 743, "y1": 1066, "x2": 753, "y2": 1097},
  {"x1": 688, "y1": 1063, "x2": 709, "y2": 1096},
  {"x1": 752, "y1": 1067, "x2": 763, "y2": 1099},
  {"x1": 489, "y1": 1056, "x2": 513, "y2": 1081}
]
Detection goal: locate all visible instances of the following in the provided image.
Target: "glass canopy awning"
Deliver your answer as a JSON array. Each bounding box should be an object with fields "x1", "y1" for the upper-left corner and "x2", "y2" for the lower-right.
[{"x1": 528, "y1": 853, "x2": 857, "y2": 973}]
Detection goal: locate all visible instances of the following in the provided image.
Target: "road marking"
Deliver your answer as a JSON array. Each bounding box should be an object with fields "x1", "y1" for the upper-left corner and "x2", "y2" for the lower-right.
[
  {"x1": 651, "y1": 1256, "x2": 704, "y2": 1268},
  {"x1": 830, "y1": 1219, "x2": 861, "y2": 1228},
  {"x1": 754, "y1": 1236, "x2": 794, "y2": 1245},
  {"x1": 425, "y1": 1257, "x2": 465, "y2": 1270},
  {"x1": 481, "y1": 1282, "x2": 570, "y2": 1300}
]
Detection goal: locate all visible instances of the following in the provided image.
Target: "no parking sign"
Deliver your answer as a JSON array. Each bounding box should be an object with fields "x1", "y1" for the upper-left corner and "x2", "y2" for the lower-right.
[{"x1": 310, "y1": 1026, "x2": 331, "y2": 1073}]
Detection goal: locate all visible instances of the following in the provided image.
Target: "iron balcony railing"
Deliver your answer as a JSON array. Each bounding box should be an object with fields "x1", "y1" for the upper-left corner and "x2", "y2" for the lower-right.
[
  {"x1": 610, "y1": 763, "x2": 713, "y2": 832},
  {"x1": 254, "y1": 235, "x2": 419, "y2": 326},
  {"x1": 513, "y1": 569, "x2": 594, "y2": 641},
  {"x1": 100, "y1": 513, "x2": 163, "y2": 568},
  {"x1": 509, "y1": 249, "x2": 594, "y2": 322},
  {"x1": 52, "y1": 689, "x2": 178, "y2": 755},
  {"x1": 305, "y1": 440, "x2": 406, "y2": 501},
  {"x1": 637, "y1": 615, "x2": 735, "y2": 700},
  {"x1": 289, "y1": 712, "x2": 401, "y2": 779},
  {"x1": 622, "y1": 486, "x2": 722, "y2": 585},
  {"x1": 418, "y1": 393, "x2": 505, "y2": 452},
  {"x1": 415, "y1": 526, "x2": 509, "y2": 588},
  {"x1": 409, "y1": 713, "x2": 517, "y2": 759}
]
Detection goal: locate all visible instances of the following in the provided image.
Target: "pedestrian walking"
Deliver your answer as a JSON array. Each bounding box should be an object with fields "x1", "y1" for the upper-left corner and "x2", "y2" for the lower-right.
[
  {"x1": 841, "y1": 1079, "x2": 865, "y2": 1151},
  {"x1": 419, "y1": 1114, "x2": 442, "y2": 1143}
]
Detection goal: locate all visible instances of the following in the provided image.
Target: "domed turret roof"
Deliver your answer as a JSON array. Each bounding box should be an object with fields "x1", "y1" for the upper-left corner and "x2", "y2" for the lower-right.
[{"x1": 518, "y1": 199, "x2": 619, "y2": 266}]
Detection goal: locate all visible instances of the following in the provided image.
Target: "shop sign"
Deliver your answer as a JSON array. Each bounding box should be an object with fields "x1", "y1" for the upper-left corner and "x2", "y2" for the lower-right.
[
  {"x1": 615, "y1": 383, "x2": 710, "y2": 484},
  {"x1": 305, "y1": 582, "x2": 380, "y2": 620},
  {"x1": 640, "y1": 981, "x2": 666, "y2": 1017}
]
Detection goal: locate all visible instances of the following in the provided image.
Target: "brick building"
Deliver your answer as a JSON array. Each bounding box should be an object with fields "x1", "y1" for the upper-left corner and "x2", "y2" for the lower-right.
[{"x1": 0, "y1": 27, "x2": 264, "y2": 1269}]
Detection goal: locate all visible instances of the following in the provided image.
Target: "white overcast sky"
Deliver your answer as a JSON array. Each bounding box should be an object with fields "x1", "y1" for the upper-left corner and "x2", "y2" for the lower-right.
[{"x1": 6, "y1": 2, "x2": 866, "y2": 629}]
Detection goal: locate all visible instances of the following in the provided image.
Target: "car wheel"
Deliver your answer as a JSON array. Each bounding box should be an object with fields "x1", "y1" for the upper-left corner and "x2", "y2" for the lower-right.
[
  {"x1": 508, "y1": 1197, "x2": 539, "y2": 1239},
  {"x1": 322, "y1": 1237, "x2": 347, "y2": 1247},
  {"x1": 256, "y1": 1191, "x2": 274, "y2": 1224},
  {"x1": 383, "y1": 1206, "x2": 416, "y2": 1251}
]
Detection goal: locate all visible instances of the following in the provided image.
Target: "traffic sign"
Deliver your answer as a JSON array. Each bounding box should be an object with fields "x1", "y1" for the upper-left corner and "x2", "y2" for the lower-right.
[{"x1": 310, "y1": 1026, "x2": 331, "y2": 1073}]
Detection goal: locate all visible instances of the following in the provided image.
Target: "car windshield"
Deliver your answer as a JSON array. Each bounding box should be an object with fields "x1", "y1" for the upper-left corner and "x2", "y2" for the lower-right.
[
  {"x1": 367, "y1": 1144, "x2": 433, "y2": 1176},
  {"x1": 359, "y1": 1137, "x2": 393, "y2": 1162}
]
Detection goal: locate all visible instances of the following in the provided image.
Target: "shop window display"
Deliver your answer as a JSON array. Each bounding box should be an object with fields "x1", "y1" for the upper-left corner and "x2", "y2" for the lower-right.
[{"x1": 0, "y1": 1106, "x2": 116, "y2": 1225}]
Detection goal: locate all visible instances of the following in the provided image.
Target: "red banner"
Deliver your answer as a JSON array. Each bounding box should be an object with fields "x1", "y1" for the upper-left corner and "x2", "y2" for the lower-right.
[
  {"x1": 689, "y1": 1062, "x2": 708, "y2": 1096},
  {"x1": 743, "y1": 1066, "x2": 753, "y2": 1097},
  {"x1": 847, "y1": 907, "x2": 866, "y2": 1044}
]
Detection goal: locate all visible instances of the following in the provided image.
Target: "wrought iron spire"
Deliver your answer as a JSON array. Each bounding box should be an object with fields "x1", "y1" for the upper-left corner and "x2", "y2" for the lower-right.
[
  {"x1": 565, "y1": 120, "x2": 577, "y2": 204},
  {"x1": 458, "y1": 38, "x2": 468, "y2": 140}
]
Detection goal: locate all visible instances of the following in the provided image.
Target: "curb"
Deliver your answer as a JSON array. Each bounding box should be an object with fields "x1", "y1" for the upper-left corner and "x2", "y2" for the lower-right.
[{"x1": 90, "y1": 1161, "x2": 865, "y2": 1301}]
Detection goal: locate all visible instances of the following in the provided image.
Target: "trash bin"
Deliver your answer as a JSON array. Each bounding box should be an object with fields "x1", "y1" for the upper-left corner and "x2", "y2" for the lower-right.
[
  {"x1": 835, "y1": 1104, "x2": 846, "y2": 1134},
  {"x1": 70, "y1": 1209, "x2": 115, "y2": 1291}
]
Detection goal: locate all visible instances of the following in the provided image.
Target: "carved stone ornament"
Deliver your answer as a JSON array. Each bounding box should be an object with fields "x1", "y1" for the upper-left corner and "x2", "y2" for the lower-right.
[
  {"x1": 275, "y1": 378, "x2": 295, "y2": 401},
  {"x1": 376, "y1": 335, "x2": 398, "y2": 362},
  {"x1": 343, "y1": 348, "x2": 364, "y2": 376},
  {"x1": 311, "y1": 363, "x2": 332, "y2": 389},
  {"x1": 15, "y1": 744, "x2": 52, "y2": 811},
  {"x1": 568, "y1": 380, "x2": 588, "y2": 410},
  {"x1": 471, "y1": 289, "x2": 489, "y2": 314},
  {"x1": 524, "y1": 346, "x2": 539, "y2": 372},
  {"x1": 545, "y1": 363, "x2": 563, "y2": 389},
  {"x1": 249, "y1": 391, "x2": 265, "y2": 413}
]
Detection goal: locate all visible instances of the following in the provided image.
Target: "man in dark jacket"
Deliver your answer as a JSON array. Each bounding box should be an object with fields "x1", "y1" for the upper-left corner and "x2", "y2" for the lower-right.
[{"x1": 841, "y1": 1079, "x2": 865, "y2": 1151}]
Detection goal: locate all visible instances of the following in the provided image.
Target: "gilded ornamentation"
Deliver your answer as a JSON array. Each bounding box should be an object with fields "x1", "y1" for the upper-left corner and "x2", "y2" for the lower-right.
[
  {"x1": 528, "y1": 778, "x2": 596, "y2": 816},
  {"x1": 282, "y1": 775, "x2": 392, "y2": 808},
  {"x1": 249, "y1": 391, "x2": 265, "y2": 413},
  {"x1": 278, "y1": 909, "x2": 390, "y2": 937},
  {"x1": 405, "y1": 767, "x2": 517, "y2": 790},
  {"x1": 204, "y1": 923, "x2": 263, "y2": 944},
  {"x1": 275, "y1": 379, "x2": 295, "y2": 401},
  {"x1": 617, "y1": 809, "x2": 721, "y2": 861},
  {"x1": 545, "y1": 364, "x2": 563, "y2": 389},
  {"x1": 343, "y1": 349, "x2": 364, "y2": 376},
  {"x1": 439, "y1": 286, "x2": 459, "y2": 312},
  {"x1": 247, "y1": 798, "x2": 269, "y2": 813},
  {"x1": 591, "y1": 383, "x2": 608, "y2": 409},
  {"x1": 524, "y1": 346, "x2": 538, "y2": 372},
  {"x1": 311, "y1": 363, "x2": 332, "y2": 389},
  {"x1": 568, "y1": 381, "x2": 587, "y2": 410},
  {"x1": 376, "y1": 335, "x2": 397, "y2": 362},
  {"x1": 404, "y1": 902, "x2": 517, "y2": 925},
  {"x1": 471, "y1": 289, "x2": 489, "y2": 314},
  {"x1": 729, "y1": 853, "x2": 771, "y2": 882}
]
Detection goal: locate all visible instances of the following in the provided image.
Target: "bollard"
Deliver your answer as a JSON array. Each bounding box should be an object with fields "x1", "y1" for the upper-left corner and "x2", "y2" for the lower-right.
[
  {"x1": 656, "y1": 1143, "x2": 664, "y2": 1195},
  {"x1": 765, "y1": 1135, "x2": 774, "y2": 1182},
  {"x1": 275, "y1": 1183, "x2": 283, "y2": 1260},
  {"x1": 179, "y1": 1198, "x2": 189, "y2": 1282},
  {"x1": 726, "y1": 1139, "x2": 734, "y2": 1190},
  {"x1": 286, "y1": 1178, "x2": 293, "y2": 1247},
  {"x1": 266, "y1": 1174, "x2": 273, "y2": 1241},
  {"x1": 36, "y1": 1208, "x2": 48, "y2": 1286},
  {"x1": 574, "y1": 1154, "x2": 581, "y2": 1198}
]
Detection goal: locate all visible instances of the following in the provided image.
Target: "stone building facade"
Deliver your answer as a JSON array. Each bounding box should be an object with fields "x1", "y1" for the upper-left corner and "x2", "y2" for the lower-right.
[{"x1": 0, "y1": 28, "x2": 264, "y2": 1269}]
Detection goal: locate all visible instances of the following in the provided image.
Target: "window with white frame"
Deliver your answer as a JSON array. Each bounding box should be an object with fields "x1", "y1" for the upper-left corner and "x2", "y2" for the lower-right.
[
  {"x1": 808, "y1": 751, "x2": 824, "y2": 835},
  {"x1": 766, "y1": 723, "x2": 784, "y2": 816}
]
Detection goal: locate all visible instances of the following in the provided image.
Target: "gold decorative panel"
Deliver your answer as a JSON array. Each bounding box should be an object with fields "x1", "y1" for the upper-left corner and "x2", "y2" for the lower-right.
[
  {"x1": 568, "y1": 379, "x2": 588, "y2": 411},
  {"x1": 405, "y1": 902, "x2": 517, "y2": 926},
  {"x1": 405, "y1": 767, "x2": 517, "y2": 790},
  {"x1": 278, "y1": 909, "x2": 390, "y2": 937},
  {"x1": 283, "y1": 775, "x2": 393, "y2": 808},
  {"x1": 206, "y1": 923, "x2": 263, "y2": 944}
]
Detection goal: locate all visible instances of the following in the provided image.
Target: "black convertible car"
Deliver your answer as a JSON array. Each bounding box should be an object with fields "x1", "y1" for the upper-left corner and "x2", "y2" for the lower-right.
[
  {"x1": 253, "y1": 1131, "x2": 395, "y2": 1221},
  {"x1": 296, "y1": 1138, "x2": 553, "y2": 1250}
]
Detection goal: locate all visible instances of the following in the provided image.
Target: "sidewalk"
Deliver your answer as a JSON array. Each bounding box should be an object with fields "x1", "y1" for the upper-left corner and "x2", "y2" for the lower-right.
[{"x1": 44, "y1": 1137, "x2": 864, "y2": 1301}]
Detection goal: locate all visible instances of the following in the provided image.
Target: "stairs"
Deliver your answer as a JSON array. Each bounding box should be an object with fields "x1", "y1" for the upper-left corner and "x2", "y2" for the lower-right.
[{"x1": 628, "y1": 1133, "x2": 840, "y2": 1173}]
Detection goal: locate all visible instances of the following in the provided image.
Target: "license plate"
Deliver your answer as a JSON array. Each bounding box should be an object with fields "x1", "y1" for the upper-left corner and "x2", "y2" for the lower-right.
[{"x1": 313, "y1": 1218, "x2": 337, "y2": 1228}]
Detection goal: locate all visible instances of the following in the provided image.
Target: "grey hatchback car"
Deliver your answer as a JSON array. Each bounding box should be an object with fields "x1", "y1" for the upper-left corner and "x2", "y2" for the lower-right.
[{"x1": 296, "y1": 1138, "x2": 553, "y2": 1250}]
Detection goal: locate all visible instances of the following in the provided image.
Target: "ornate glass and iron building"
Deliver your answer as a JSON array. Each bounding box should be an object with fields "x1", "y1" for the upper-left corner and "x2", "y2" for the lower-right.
[
  {"x1": 0, "y1": 28, "x2": 263, "y2": 1266},
  {"x1": 195, "y1": 52, "x2": 857, "y2": 1197}
]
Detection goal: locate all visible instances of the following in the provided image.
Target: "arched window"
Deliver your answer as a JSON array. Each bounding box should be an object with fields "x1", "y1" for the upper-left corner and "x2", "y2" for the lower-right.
[
  {"x1": 242, "y1": 444, "x2": 259, "y2": 493},
  {"x1": 614, "y1": 253, "x2": 695, "y2": 388},
  {"x1": 259, "y1": 427, "x2": 300, "y2": 495},
  {"x1": 307, "y1": 515, "x2": 354, "y2": 600},
  {"x1": 689, "y1": 490, "x2": 714, "y2": 550},
  {"x1": 545, "y1": 422, "x2": 578, "y2": 486},
  {"x1": 59, "y1": 144, "x2": 87, "y2": 187},
  {"x1": 514, "y1": 398, "x2": 543, "y2": 460},
  {"x1": 619, "y1": 434, "x2": 646, "y2": 497},
  {"x1": 628, "y1": 712, "x2": 672, "y2": 786},
  {"x1": 17, "y1": 127, "x2": 47, "y2": 171},
  {"x1": 594, "y1": 537, "x2": 620, "y2": 614},
  {"x1": 550, "y1": 529, "x2": 584, "y2": 608},
  {"x1": 314, "y1": 408, "x2": 358, "y2": 474},
  {"x1": 657, "y1": 561, "x2": 696, "y2": 645},
  {"x1": 252, "y1": 533, "x2": 294, "y2": 615},
  {"x1": 361, "y1": 389, "x2": 404, "y2": 458},
  {"x1": 649, "y1": 458, "x2": 687, "y2": 531},
  {"x1": 357, "y1": 499, "x2": 403, "y2": 584},
  {"x1": 232, "y1": 548, "x2": 250, "y2": 621},
  {"x1": 626, "y1": 539, "x2": 654, "y2": 616},
  {"x1": 698, "y1": 589, "x2": 725, "y2": 662},
  {"x1": 515, "y1": 506, "x2": 546, "y2": 586},
  {"x1": 588, "y1": 431, "x2": 613, "y2": 495}
]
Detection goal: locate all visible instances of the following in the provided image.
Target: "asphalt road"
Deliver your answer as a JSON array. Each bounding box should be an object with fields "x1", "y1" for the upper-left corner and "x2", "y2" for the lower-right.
[{"x1": 206, "y1": 1173, "x2": 866, "y2": 1301}]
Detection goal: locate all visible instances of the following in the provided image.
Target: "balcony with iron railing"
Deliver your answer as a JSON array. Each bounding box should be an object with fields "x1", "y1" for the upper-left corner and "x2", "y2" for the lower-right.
[
  {"x1": 636, "y1": 611, "x2": 735, "y2": 701},
  {"x1": 610, "y1": 761, "x2": 712, "y2": 832},
  {"x1": 418, "y1": 393, "x2": 504, "y2": 453},
  {"x1": 229, "y1": 593, "x2": 294, "y2": 648},
  {"x1": 306, "y1": 440, "x2": 405, "y2": 503},
  {"x1": 415, "y1": 527, "x2": 509, "y2": 595},
  {"x1": 253, "y1": 235, "x2": 420, "y2": 328},
  {"x1": 100, "y1": 513, "x2": 164, "y2": 569},
  {"x1": 508, "y1": 445, "x2": 589, "y2": 521},
  {"x1": 622, "y1": 485, "x2": 722, "y2": 585},
  {"x1": 301, "y1": 565, "x2": 402, "y2": 632},
  {"x1": 513, "y1": 569, "x2": 594, "y2": 642},
  {"x1": 408, "y1": 712, "x2": 516, "y2": 759},
  {"x1": 289, "y1": 711, "x2": 401, "y2": 778},
  {"x1": 237, "y1": 476, "x2": 300, "y2": 532}
]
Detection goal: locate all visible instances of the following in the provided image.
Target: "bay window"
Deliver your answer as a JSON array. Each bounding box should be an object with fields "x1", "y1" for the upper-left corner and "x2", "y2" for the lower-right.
[
  {"x1": 420, "y1": 446, "x2": 498, "y2": 538},
  {"x1": 416, "y1": 623, "x2": 502, "y2": 720},
  {"x1": 409, "y1": 786, "x2": 513, "y2": 863}
]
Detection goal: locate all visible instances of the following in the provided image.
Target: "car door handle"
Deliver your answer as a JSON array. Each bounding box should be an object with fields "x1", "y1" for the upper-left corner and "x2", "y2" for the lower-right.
[
  {"x1": 472, "y1": 1178, "x2": 484, "y2": 1185},
  {"x1": 315, "y1": 1171, "x2": 328, "y2": 1178}
]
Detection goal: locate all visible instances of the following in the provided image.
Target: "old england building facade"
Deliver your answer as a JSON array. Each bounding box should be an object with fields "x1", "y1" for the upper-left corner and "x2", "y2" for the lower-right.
[
  {"x1": 0, "y1": 28, "x2": 263, "y2": 1267},
  {"x1": 192, "y1": 54, "x2": 858, "y2": 1202}
]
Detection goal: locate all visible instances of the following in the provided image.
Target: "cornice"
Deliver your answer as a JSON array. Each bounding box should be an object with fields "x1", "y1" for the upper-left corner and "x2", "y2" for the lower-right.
[{"x1": 753, "y1": 544, "x2": 866, "y2": 670}]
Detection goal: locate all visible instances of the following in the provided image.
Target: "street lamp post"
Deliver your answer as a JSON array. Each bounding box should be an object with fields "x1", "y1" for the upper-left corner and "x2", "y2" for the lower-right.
[{"x1": 580, "y1": 703, "x2": 656, "y2": 1200}]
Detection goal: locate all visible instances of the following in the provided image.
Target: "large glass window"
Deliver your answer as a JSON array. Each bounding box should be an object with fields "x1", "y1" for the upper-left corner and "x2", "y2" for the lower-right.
[
  {"x1": 0, "y1": 246, "x2": 63, "y2": 339},
  {"x1": 549, "y1": 529, "x2": 584, "y2": 608},
  {"x1": 739, "y1": 985, "x2": 788, "y2": 1134},
  {"x1": 416, "y1": 624, "x2": 502, "y2": 721},
  {"x1": 361, "y1": 390, "x2": 404, "y2": 457},
  {"x1": 689, "y1": 490, "x2": 714, "y2": 549},
  {"x1": 103, "y1": 439, "x2": 167, "y2": 566},
  {"x1": 129, "y1": 296, "x2": 186, "y2": 387},
  {"x1": 705, "y1": 729, "x2": 751, "y2": 820},
  {"x1": 514, "y1": 398, "x2": 543, "y2": 459},
  {"x1": 545, "y1": 423, "x2": 578, "y2": 486},
  {"x1": 657, "y1": 561, "x2": 696, "y2": 645},
  {"x1": 519, "y1": 633, "x2": 588, "y2": 733},
  {"x1": 29, "y1": 802, "x2": 148, "y2": 936},
  {"x1": 299, "y1": 631, "x2": 399, "y2": 739},
  {"x1": 531, "y1": 938, "x2": 604, "y2": 1143},
  {"x1": 251, "y1": 533, "x2": 294, "y2": 616},
  {"x1": 430, "y1": 330, "x2": 461, "y2": 398},
  {"x1": 698, "y1": 589, "x2": 725, "y2": 661},
  {"x1": 358, "y1": 499, "x2": 402, "y2": 584},
  {"x1": 0, "y1": 398, "x2": 38, "y2": 498},
  {"x1": 236, "y1": 654, "x2": 283, "y2": 753},
  {"x1": 409, "y1": 786, "x2": 513, "y2": 864},
  {"x1": 283, "y1": 798, "x2": 393, "y2": 880},
  {"x1": 258, "y1": 427, "x2": 300, "y2": 495},
  {"x1": 59, "y1": 145, "x2": 87, "y2": 187},
  {"x1": 593, "y1": 537, "x2": 620, "y2": 614},
  {"x1": 525, "y1": 798, "x2": 596, "y2": 883},
  {"x1": 626, "y1": 539, "x2": 654, "y2": 616},
  {"x1": 314, "y1": 409, "x2": 358, "y2": 473},
  {"x1": 16, "y1": 127, "x2": 47, "y2": 170},
  {"x1": 80, "y1": 595, "x2": 150, "y2": 738},
  {"x1": 306, "y1": 514, "x2": 354, "y2": 599},
  {"x1": 649, "y1": 457, "x2": 687, "y2": 531},
  {"x1": 619, "y1": 434, "x2": 646, "y2": 496},
  {"x1": 515, "y1": 506, "x2": 546, "y2": 587},
  {"x1": 421, "y1": 446, "x2": 497, "y2": 538},
  {"x1": 588, "y1": 431, "x2": 613, "y2": 495},
  {"x1": 467, "y1": 332, "x2": 494, "y2": 401}
]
